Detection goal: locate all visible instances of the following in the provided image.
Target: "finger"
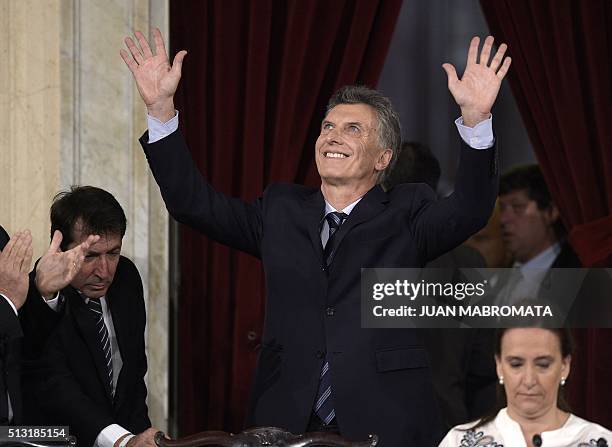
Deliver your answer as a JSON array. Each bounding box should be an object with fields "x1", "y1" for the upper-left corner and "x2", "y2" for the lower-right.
[
  {"x1": 135, "y1": 30, "x2": 154, "y2": 59},
  {"x1": 170, "y1": 50, "x2": 188, "y2": 78},
  {"x1": 77, "y1": 234, "x2": 99, "y2": 253},
  {"x1": 496, "y1": 57, "x2": 512, "y2": 80},
  {"x1": 120, "y1": 49, "x2": 139, "y2": 74},
  {"x1": 489, "y1": 43, "x2": 508, "y2": 72},
  {"x1": 47, "y1": 230, "x2": 63, "y2": 254},
  {"x1": 9, "y1": 233, "x2": 26, "y2": 269},
  {"x1": 4, "y1": 231, "x2": 23, "y2": 260},
  {"x1": 466, "y1": 36, "x2": 480, "y2": 66},
  {"x1": 479, "y1": 35, "x2": 494, "y2": 66},
  {"x1": 442, "y1": 63, "x2": 459, "y2": 85},
  {"x1": 152, "y1": 28, "x2": 167, "y2": 58},
  {"x1": 0, "y1": 231, "x2": 20, "y2": 259},
  {"x1": 21, "y1": 240, "x2": 33, "y2": 274},
  {"x1": 14, "y1": 231, "x2": 31, "y2": 268},
  {"x1": 125, "y1": 37, "x2": 145, "y2": 65}
]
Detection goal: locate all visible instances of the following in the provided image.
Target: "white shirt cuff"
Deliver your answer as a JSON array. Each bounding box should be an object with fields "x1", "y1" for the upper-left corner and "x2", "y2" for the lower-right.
[
  {"x1": 95, "y1": 424, "x2": 132, "y2": 447},
  {"x1": 454, "y1": 114, "x2": 494, "y2": 149},
  {"x1": 43, "y1": 291, "x2": 61, "y2": 311},
  {"x1": 147, "y1": 111, "x2": 179, "y2": 143},
  {"x1": 1, "y1": 293, "x2": 18, "y2": 315}
]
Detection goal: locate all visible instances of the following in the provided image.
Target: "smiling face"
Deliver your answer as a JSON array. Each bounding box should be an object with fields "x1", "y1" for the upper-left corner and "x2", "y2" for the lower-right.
[
  {"x1": 68, "y1": 227, "x2": 122, "y2": 299},
  {"x1": 496, "y1": 328, "x2": 571, "y2": 421},
  {"x1": 315, "y1": 103, "x2": 392, "y2": 190}
]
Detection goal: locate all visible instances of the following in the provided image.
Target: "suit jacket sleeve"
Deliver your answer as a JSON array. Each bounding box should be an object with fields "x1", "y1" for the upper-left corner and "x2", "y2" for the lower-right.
[
  {"x1": 19, "y1": 267, "x2": 63, "y2": 357},
  {"x1": 411, "y1": 140, "x2": 499, "y2": 261},
  {"x1": 140, "y1": 130, "x2": 264, "y2": 258},
  {"x1": 1, "y1": 297, "x2": 22, "y2": 340}
]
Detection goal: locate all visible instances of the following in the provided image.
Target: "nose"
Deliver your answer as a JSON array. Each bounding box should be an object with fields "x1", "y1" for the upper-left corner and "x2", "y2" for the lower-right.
[
  {"x1": 523, "y1": 365, "x2": 537, "y2": 388},
  {"x1": 94, "y1": 255, "x2": 110, "y2": 278},
  {"x1": 325, "y1": 127, "x2": 342, "y2": 145},
  {"x1": 499, "y1": 206, "x2": 512, "y2": 226}
]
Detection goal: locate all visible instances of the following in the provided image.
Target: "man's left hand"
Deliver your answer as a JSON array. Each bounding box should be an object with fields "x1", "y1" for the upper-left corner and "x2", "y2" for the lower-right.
[
  {"x1": 442, "y1": 35, "x2": 511, "y2": 127},
  {"x1": 35, "y1": 231, "x2": 99, "y2": 300},
  {"x1": 0, "y1": 230, "x2": 33, "y2": 310}
]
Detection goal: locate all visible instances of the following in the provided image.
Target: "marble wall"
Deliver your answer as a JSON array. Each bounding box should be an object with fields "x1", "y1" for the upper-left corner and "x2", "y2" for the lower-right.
[{"x1": 0, "y1": 0, "x2": 170, "y2": 431}]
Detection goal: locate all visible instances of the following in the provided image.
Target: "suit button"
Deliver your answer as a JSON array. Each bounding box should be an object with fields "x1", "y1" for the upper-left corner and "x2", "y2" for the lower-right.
[
  {"x1": 316, "y1": 350, "x2": 325, "y2": 359},
  {"x1": 326, "y1": 306, "x2": 335, "y2": 316}
]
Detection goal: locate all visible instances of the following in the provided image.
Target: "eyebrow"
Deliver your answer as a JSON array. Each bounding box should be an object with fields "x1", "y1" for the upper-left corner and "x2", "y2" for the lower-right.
[
  {"x1": 504, "y1": 355, "x2": 555, "y2": 361},
  {"x1": 87, "y1": 245, "x2": 122, "y2": 255}
]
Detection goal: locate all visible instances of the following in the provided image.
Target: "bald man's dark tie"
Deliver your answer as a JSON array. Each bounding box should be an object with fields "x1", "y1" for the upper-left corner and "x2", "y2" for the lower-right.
[{"x1": 314, "y1": 211, "x2": 347, "y2": 425}]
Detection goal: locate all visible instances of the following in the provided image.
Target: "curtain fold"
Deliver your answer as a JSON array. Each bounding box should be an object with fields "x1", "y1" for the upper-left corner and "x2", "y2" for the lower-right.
[
  {"x1": 480, "y1": 0, "x2": 612, "y2": 427},
  {"x1": 170, "y1": 0, "x2": 402, "y2": 434},
  {"x1": 480, "y1": 0, "x2": 612, "y2": 267}
]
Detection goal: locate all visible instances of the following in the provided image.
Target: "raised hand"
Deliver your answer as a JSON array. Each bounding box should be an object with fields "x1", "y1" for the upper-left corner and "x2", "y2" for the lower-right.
[
  {"x1": 120, "y1": 28, "x2": 187, "y2": 122},
  {"x1": 35, "y1": 231, "x2": 100, "y2": 300},
  {"x1": 0, "y1": 230, "x2": 33, "y2": 310},
  {"x1": 442, "y1": 36, "x2": 511, "y2": 127}
]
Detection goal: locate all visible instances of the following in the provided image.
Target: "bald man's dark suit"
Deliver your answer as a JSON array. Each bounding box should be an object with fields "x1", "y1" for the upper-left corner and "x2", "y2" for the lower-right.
[{"x1": 141, "y1": 130, "x2": 498, "y2": 446}]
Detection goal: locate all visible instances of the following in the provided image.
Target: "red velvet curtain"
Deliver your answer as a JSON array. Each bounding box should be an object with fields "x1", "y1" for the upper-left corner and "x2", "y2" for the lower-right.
[
  {"x1": 480, "y1": 0, "x2": 612, "y2": 427},
  {"x1": 169, "y1": 0, "x2": 402, "y2": 435}
]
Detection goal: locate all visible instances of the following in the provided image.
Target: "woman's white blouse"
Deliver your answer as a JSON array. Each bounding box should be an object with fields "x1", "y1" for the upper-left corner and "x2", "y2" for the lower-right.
[{"x1": 439, "y1": 408, "x2": 612, "y2": 447}]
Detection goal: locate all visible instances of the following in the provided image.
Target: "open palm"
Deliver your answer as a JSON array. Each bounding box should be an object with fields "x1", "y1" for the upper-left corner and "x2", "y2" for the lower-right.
[
  {"x1": 443, "y1": 36, "x2": 511, "y2": 127},
  {"x1": 120, "y1": 29, "x2": 187, "y2": 120}
]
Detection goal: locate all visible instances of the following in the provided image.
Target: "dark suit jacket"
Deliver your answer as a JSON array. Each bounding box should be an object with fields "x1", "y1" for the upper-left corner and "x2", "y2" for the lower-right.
[
  {"x1": 141, "y1": 130, "x2": 498, "y2": 446},
  {"x1": 0, "y1": 225, "x2": 24, "y2": 425},
  {"x1": 20, "y1": 256, "x2": 150, "y2": 446}
]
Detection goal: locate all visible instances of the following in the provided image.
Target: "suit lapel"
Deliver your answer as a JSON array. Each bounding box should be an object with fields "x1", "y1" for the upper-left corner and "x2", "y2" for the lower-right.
[
  {"x1": 302, "y1": 188, "x2": 326, "y2": 260},
  {"x1": 330, "y1": 185, "x2": 388, "y2": 263},
  {"x1": 69, "y1": 291, "x2": 114, "y2": 403}
]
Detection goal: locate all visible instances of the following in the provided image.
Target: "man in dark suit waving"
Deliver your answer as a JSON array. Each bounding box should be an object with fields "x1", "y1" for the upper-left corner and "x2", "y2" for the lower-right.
[
  {"x1": 121, "y1": 30, "x2": 511, "y2": 445},
  {"x1": 21, "y1": 187, "x2": 159, "y2": 447}
]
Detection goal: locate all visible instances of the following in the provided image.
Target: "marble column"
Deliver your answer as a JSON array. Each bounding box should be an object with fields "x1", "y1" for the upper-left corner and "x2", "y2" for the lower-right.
[{"x1": 0, "y1": 0, "x2": 170, "y2": 431}]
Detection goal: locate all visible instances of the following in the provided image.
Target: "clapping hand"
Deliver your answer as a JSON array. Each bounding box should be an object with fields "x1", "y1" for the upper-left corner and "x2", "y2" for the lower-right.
[
  {"x1": 0, "y1": 230, "x2": 33, "y2": 310},
  {"x1": 35, "y1": 231, "x2": 100, "y2": 300},
  {"x1": 120, "y1": 28, "x2": 187, "y2": 123},
  {"x1": 442, "y1": 36, "x2": 512, "y2": 127}
]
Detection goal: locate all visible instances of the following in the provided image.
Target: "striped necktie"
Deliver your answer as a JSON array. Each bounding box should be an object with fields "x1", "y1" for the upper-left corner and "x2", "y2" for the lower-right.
[
  {"x1": 86, "y1": 299, "x2": 114, "y2": 395},
  {"x1": 323, "y1": 211, "x2": 348, "y2": 267},
  {"x1": 314, "y1": 211, "x2": 347, "y2": 425}
]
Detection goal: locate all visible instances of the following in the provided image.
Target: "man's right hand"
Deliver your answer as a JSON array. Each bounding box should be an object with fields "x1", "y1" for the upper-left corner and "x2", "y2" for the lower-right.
[
  {"x1": 120, "y1": 28, "x2": 187, "y2": 123},
  {"x1": 35, "y1": 230, "x2": 99, "y2": 300},
  {"x1": 125, "y1": 428, "x2": 162, "y2": 447},
  {"x1": 0, "y1": 230, "x2": 33, "y2": 310}
]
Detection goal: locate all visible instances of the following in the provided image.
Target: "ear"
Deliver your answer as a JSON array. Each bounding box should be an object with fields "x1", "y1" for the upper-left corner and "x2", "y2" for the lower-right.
[
  {"x1": 495, "y1": 354, "x2": 503, "y2": 379},
  {"x1": 375, "y1": 148, "x2": 393, "y2": 172},
  {"x1": 547, "y1": 203, "x2": 560, "y2": 223},
  {"x1": 561, "y1": 354, "x2": 571, "y2": 380}
]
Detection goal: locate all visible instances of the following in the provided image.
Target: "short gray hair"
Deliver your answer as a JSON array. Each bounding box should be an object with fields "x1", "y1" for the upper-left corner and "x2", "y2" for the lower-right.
[{"x1": 326, "y1": 85, "x2": 402, "y2": 183}]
